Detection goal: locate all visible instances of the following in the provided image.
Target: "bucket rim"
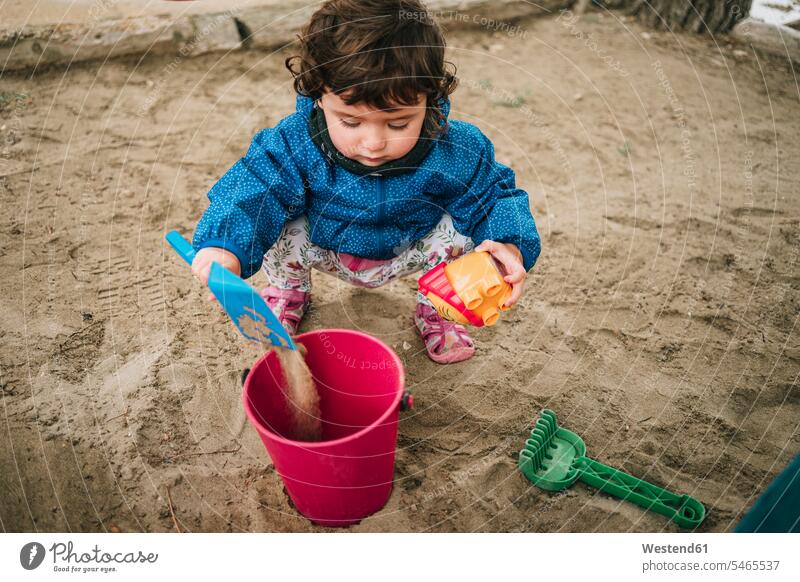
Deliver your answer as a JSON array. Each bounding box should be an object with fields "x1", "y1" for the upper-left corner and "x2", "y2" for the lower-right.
[{"x1": 242, "y1": 328, "x2": 406, "y2": 449}]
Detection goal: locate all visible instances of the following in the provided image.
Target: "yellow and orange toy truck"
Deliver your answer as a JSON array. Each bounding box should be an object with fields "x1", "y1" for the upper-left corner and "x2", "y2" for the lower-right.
[{"x1": 418, "y1": 251, "x2": 513, "y2": 327}]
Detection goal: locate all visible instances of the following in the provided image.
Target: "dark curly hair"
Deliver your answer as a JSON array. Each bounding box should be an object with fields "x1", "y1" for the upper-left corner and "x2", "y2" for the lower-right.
[{"x1": 285, "y1": 0, "x2": 458, "y2": 139}]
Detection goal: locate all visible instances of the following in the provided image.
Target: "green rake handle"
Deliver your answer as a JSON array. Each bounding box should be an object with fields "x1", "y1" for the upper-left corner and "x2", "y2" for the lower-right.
[{"x1": 574, "y1": 456, "x2": 706, "y2": 529}]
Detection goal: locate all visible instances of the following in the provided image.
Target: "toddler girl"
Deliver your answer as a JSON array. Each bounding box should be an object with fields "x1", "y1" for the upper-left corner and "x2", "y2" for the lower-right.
[{"x1": 191, "y1": 0, "x2": 541, "y2": 364}]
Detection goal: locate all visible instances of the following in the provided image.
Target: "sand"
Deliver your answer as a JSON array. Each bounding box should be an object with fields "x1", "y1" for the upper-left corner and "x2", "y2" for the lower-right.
[
  {"x1": 1, "y1": 11, "x2": 799, "y2": 532},
  {"x1": 273, "y1": 347, "x2": 321, "y2": 442}
]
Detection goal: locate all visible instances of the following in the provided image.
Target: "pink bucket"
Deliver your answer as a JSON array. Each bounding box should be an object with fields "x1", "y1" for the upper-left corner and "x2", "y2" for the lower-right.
[{"x1": 242, "y1": 329, "x2": 411, "y2": 526}]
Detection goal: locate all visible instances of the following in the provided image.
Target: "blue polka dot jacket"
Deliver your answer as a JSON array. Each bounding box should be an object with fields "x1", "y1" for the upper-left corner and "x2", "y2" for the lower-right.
[{"x1": 192, "y1": 94, "x2": 541, "y2": 280}]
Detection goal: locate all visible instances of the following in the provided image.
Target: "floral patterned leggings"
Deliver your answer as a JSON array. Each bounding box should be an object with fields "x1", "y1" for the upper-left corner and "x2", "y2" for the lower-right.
[{"x1": 261, "y1": 214, "x2": 474, "y2": 302}]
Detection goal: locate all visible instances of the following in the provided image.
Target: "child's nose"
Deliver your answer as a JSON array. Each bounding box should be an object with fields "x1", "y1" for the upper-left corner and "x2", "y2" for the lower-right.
[{"x1": 362, "y1": 131, "x2": 386, "y2": 152}]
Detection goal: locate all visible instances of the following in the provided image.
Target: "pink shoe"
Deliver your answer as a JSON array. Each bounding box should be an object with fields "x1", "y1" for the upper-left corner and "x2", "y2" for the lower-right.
[
  {"x1": 415, "y1": 303, "x2": 476, "y2": 364},
  {"x1": 259, "y1": 286, "x2": 310, "y2": 336}
]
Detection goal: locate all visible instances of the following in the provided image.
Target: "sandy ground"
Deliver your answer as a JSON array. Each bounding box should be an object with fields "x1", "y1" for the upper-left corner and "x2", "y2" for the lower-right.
[{"x1": 1, "y1": 11, "x2": 799, "y2": 533}]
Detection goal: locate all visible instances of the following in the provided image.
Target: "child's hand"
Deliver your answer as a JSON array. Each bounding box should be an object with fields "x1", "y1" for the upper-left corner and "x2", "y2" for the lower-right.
[
  {"x1": 191, "y1": 247, "x2": 241, "y2": 302},
  {"x1": 475, "y1": 240, "x2": 526, "y2": 307}
]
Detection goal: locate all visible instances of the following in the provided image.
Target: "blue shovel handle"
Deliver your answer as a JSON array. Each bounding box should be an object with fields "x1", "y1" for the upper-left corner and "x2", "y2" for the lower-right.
[{"x1": 166, "y1": 230, "x2": 196, "y2": 265}]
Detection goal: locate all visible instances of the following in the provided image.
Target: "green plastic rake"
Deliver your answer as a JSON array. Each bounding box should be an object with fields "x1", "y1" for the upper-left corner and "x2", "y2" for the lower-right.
[{"x1": 518, "y1": 410, "x2": 706, "y2": 529}]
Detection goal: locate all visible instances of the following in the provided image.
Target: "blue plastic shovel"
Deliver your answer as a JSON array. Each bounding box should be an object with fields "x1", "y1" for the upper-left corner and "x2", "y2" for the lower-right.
[{"x1": 165, "y1": 230, "x2": 297, "y2": 350}]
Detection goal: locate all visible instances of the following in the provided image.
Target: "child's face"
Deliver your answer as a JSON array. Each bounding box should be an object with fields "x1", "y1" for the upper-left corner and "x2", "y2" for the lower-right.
[{"x1": 318, "y1": 90, "x2": 426, "y2": 167}]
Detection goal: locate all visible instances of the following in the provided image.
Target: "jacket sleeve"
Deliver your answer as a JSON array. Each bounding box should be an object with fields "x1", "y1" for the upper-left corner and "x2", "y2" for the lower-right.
[
  {"x1": 192, "y1": 124, "x2": 306, "y2": 279},
  {"x1": 444, "y1": 130, "x2": 541, "y2": 271}
]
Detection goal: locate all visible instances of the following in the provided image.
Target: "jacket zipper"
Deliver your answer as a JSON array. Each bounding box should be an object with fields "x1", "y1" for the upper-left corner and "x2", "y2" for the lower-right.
[{"x1": 374, "y1": 173, "x2": 385, "y2": 256}]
